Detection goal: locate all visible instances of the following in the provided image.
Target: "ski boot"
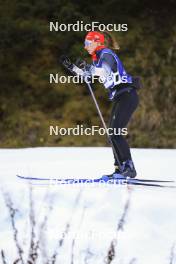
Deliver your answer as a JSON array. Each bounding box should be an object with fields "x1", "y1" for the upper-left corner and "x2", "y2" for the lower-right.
[
  {"x1": 101, "y1": 165, "x2": 126, "y2": 181},
  {"x1": 121, "y1": 160, "x2": 137, "y2": 178},
  {"x1": 102, "y1": 160, "x2": 137, "y2": 180}
]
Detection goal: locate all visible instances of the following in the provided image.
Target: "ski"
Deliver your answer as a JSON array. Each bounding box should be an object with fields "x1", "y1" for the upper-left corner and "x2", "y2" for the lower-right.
[{"x1": 16, "y1": 175, "x2": 175, "y2": 188}]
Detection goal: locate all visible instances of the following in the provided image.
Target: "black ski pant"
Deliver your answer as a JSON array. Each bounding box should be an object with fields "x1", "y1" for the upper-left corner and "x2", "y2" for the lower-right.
[{"x1": 109, "y1": 89, "x2": 139, "y2": 166}]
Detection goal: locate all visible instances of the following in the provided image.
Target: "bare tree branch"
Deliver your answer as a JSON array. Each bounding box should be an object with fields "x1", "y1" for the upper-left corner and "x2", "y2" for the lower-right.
[
  {"x1": 39, "y1": 198, "x2": 54, "y2": 264},
  {"x1": 50, "y1": 223, "x2": 70, "y2": 264},
  {"x1": 1, "y1": 250, "x2": 8, "y2": 264},
  {"x1": 105, "y1": 240, "x2": 115, "y2": 264},
  {"x1": 27, "y1": 187, "x2": 39, "y2": 264},
  {"x1": 104, "y1": 190, "x2": 132, "y2": 264},
  {"x1": 3, "y1": 192, "x2": 25, "y2": 264},
  {"x1": 169, "y1": 243, "x2": 176, "y2": 264},
  {"x1": 13, "y1": 258, "x2": 21, "y2": 263},
  {"x1": 117, "y1": 193, "x2": 131, "y2": 232},
  {"x1": 49, "y1": 189, "x2": 83, "y2": 264},
  {"x1": 70, "y1": 205, "x2": 87, "y2": 264},
  {"x1": 129, "y1": 257, "x2": 137, "y2": 264},
  {"x1": 84, "y1": 247, "x2": 94, "y2": 264}
]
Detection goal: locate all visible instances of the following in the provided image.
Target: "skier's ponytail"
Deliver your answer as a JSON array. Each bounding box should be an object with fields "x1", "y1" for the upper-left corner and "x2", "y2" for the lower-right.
[{"x1": 103, "y1": 31, "x2": 120, "y2": 50}]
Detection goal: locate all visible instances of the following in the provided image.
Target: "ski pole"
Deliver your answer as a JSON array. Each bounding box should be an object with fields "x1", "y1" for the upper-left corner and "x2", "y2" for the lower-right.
[
  {"x1": 85, "y1": 80, "x2": 123, "y2": 172},
  {"x1": 59, "y1": 55, "x2": 123, "y2": 172}
]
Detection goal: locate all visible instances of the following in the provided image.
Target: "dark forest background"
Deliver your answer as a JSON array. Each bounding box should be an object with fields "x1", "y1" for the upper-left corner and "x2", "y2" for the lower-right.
[{"x1": 0, "y1": 0, "x2": 176, "y2": 148}]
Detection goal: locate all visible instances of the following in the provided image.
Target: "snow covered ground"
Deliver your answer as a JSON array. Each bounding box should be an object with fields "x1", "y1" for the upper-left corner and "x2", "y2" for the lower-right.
[{"x1": 0, "y1": 147, "x2": 176, "y2": 264}]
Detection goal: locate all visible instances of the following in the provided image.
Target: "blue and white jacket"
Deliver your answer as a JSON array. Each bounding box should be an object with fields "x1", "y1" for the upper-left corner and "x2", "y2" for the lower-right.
[
  {"x1": 90, "y1": 48, "x2": 133, "y2": 99},
  {"x1": 72, "y1": 48, "x2": 134, "y2": 100}
]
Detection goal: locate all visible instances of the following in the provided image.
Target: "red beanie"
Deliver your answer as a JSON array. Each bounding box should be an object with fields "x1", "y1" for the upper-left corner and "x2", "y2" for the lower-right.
[{"x1": 85, "y1": 31, "x2": 105, "y2": 43}]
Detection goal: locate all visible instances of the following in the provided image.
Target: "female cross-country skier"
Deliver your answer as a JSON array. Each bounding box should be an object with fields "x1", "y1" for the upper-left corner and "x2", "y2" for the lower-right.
[
  {"x1": 62, "y1": 31, "x2": 140, "y2": 178},
  {"x1": 83, "y1": 31, "x2": 139, "y2": 178}
]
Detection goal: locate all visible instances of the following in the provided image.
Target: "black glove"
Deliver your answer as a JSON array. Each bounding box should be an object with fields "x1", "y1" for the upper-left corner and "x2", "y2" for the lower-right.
[
  {"x1": 60, "y1": 55, "x2": 73, "y2": 71},
  {"x1": 75, "y1": 58, "x2": 91, "y2": 71}
]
